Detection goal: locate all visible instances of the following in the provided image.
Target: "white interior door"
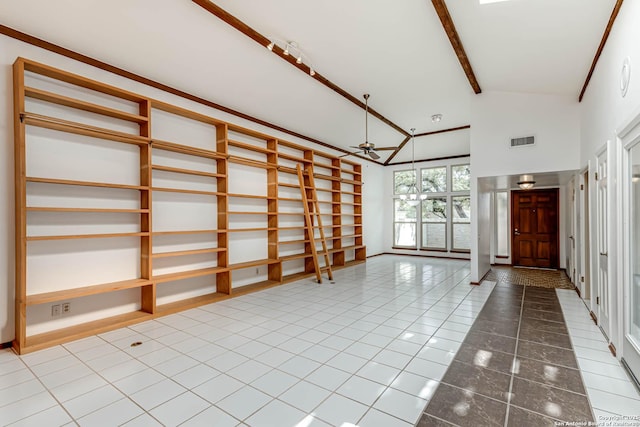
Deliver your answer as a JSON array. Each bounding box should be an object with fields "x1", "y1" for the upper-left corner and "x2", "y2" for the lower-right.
[
  {"x1": 581, "y1": 169, "x2": 591, "y2": 301},
  {"x1": 597, "y1": 149, "x2": 611, "y2": 339}
]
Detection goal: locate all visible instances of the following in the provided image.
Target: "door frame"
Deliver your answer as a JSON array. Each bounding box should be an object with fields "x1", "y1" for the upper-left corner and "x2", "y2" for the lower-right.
[
  {"x1": 595, "y1": 143, "x2": 611, "y2": 340},
  {"x1": 511, "y1": 188, "x2": 560, "y2": 269},
  {"x1": 620, "y1": 109, "x2": 640, "y2": 379},
  {"x1": 578, "y1": 166, "x2": 591, "y2": 302}
]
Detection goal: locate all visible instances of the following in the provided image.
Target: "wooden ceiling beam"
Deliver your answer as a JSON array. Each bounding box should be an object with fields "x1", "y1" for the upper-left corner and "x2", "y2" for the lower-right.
[
  {"x1": 192, "y1": 0, "x2": 410, "y2": 137},
  {"x1": 431, "y1": 0, "x2": 481, "y2": 94},
  {"x1": 578, "y1": 0, "x2": 624, "y2": 102},
  {"x1": 384, "y1": 125, "x2": 471, "y2": 165}
]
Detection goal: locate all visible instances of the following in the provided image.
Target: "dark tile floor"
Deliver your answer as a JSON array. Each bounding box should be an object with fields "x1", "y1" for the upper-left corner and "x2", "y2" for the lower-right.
[{"x1": 418, "y1": 278, "x2": 594, "y2": 426}]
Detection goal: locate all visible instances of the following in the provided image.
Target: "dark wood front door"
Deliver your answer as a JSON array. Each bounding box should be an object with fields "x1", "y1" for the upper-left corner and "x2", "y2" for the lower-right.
[{"x1": 512, "y1": 189, "x2": 559, "y2": 269}]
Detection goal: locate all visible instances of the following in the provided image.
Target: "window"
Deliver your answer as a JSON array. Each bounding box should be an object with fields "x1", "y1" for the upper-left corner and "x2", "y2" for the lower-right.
[
  {"x1": 495, "y1": 191, "x2": 509, "y2": 257},
  {"x1": 392, "y1": 163, "x2": 471, "y2": 253},
  {"x1": 422, "y1": 197, "x2": 447, "y2": 249},
  {"x1": 394, "y1": 199, "x2": 417, "y2": 247},
  {"x1": 452, "y1": 195, "x2": 471, "y2": 251},
  {"x1": 421, "y1": 167, "x2": 447, "y2": 193}
]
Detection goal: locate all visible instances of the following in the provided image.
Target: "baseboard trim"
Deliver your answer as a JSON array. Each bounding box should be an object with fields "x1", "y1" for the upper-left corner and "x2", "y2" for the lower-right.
[{"x1": 1, "y1": 341, "x2": 13, "y2": 349}]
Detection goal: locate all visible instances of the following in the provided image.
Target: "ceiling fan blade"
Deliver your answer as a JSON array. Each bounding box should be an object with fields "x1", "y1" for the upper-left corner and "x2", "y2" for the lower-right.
[
  {"x1": 374, "y1": 147, "x2": 398, "y2": 151},
  {"x1": 349, "y1": 145, "x2": 362, "y2": 149},
  {"x1": 368, "y1": 151, "x2": 381, "y2": 160}
]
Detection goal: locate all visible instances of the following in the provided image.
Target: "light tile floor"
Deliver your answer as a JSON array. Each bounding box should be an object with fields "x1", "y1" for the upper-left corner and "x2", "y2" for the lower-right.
[{"x1": 0, "y1": 256, "x2": 637, "y2": 426}]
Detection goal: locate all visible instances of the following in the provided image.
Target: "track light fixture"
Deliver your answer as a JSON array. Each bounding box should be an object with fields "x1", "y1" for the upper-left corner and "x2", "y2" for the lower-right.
[{"x1": 265, "y1": 38, "x2": 316, "y2": 76}]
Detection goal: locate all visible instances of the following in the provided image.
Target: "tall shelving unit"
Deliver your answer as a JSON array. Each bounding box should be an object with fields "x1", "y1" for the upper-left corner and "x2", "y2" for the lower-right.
[{"x1": 13, "y1": 57, "x2": 366, "y2": 354}]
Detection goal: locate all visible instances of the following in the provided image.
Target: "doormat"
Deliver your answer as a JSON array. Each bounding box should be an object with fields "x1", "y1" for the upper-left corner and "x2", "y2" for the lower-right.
[{"x1": 485, "y1": 265, "x2": 575, "y2": 289}]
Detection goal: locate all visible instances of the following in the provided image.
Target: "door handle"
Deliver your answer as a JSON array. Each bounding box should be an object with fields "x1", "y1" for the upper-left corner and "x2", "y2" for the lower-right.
[
  {"x1": 514, "y1": 230, "x2": 520, "y2": 236},
  {"x1": 600, "y1": 252, "x2": 608, "y2": 256}
]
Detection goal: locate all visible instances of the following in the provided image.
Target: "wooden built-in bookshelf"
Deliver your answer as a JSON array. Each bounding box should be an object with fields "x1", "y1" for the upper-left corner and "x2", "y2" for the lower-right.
[{"x1": 13, "y1": 57, "x2": 366, "y2": 354}]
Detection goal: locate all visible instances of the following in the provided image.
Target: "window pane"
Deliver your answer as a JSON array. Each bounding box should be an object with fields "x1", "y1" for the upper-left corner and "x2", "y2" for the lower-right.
[
  {"x1": 452, "y1": 196, "x2": 471, "y2": 221},
  {"x1": 394, "y1": 199, "x2": 417, "y2": 222},
  {"x1": 452, "y1": 164, "x2": 470, "y2": 191},
  {"x1": 495, "y1": 191, "x2": 509, "y2": 256},
  {"x1": 453, "y1": 195, "x2": 471, "y2": 251},
  {"x1": 423, "y1": 223, "x2": 446, "y2": 249},
  {"x1": 421, "y1": 167, "x2": 447, "y2": 193},
  {"x1": 422, "y1": 198, "x2": 447, "y2": 221},
  {"x1": 394, "y1": 170, "x2": 416, "y2": 194},
  {"x1": 395, "y1": 223, "x2": 416, "y2": 246},
  {"x1": 453, "y1": 223, "x2": 471, "y2": 250}
]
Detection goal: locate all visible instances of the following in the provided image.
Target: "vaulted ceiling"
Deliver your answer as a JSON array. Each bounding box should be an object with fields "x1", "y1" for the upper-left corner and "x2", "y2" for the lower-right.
[{"x1": 0, "y1": 0, "x2": 619, "y2": 164}]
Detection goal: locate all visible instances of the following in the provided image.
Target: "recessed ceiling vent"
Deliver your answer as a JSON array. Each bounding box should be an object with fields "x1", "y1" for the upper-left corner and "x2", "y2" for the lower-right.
[{"x1": 510, "y1": 136, "x2": 535, "y2": 148}]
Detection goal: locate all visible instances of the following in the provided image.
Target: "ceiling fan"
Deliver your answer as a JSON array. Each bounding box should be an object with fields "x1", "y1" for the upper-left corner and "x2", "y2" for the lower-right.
[{"x1": 342, "y1": 94, "x2": 397, "y2": 160}]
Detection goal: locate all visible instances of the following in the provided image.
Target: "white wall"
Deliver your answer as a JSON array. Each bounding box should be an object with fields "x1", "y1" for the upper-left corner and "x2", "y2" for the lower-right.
[
  {"x1": 469, "y1": 90, "x2": 580, "y2": 282},
  {"x1": 471, "y1": 91, "x2": 581, "y2": 178},
  {"x1": 578, "y1": 0, "x2": 640, "y2": 355},
  {"x1": 0, "y1": 34, "x2": 385, "y2": 344}
]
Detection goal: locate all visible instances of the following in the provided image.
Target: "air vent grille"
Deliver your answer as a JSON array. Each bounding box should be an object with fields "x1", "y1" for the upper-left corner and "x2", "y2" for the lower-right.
[{"x1": 510, "y1": 136, "x2": 535, "y2": 147}]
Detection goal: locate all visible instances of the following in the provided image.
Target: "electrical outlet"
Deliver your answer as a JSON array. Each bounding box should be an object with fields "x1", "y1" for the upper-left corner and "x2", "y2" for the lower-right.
[
  {"x1": 51, "y1": 304, "x2": 61, "y2": 317},
  {"x1": 62, "y1": 303, "x2": 71, "y2": 314}
]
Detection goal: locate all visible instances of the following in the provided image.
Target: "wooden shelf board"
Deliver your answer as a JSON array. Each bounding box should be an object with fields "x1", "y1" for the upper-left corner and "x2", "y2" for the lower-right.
[
  {"x1": 341, "y1": 179, "x2": 363, "y2": 185},
  {"x1": 27, "y1": 232, "x2": 149, "y2": 241},
  {"x1": 152, "y1": 139, "x2": 225, "y2": 160},
  {"x1": 155, "y1": 292, "x2": 230, "y2": 315},
  {"x1": 228, "y1": 211, "x2": 268, "y2": 215},
  {"x1": 152, "y1": 164, "x2": 223, "y2": 179},
  {"x1": 24, "y1": 86, "x2": 148, "y2": 124},
  {"x1": 278, "y1": 152, "x2": 311, "y2": 163},
  {"x1": 22, "y1": 112, "x2": 149, "y2": 146},
  {"x1": 228, "y1": 139, "x2": 276, "y2": 154},
  {"x1": 232, "y1": 280, "x2": 281, "y2": 296},
  {"x1": 152, "y1": 247, "x2": 225, "y2": 258},
  {"x1": 279, "y1": 239, "x2": 309, "y2": 245},
  {"x1": 314, "y1": 173, "x2": 340, "y2": 182},
  {"x1": 153, "y1": 266, "x2": 228, "y2": 283},
  {"x1": 227, "y1": 193, "x2": 272, "y2": 200},
  {"x1": 22, "y1": 310, "x2": 150, "y2": 354},
  {"x1": 26, "y1": 278, "x2": 152, "y2": 305},
  {"x1": 329, "y1": 244, "x2": 366, "y2": 253},
  {"x1": 228, "y1": 155, "x2": 273, "y2": 170},
  {"x1": 227, "y1": 227, "x2": 277, "y2": 232},
  {"x1": 152, "y1": 187, "x2": 222, "y2": 196},
  {"x1": 152, "y1": 229, "x2": 224, "y2": 236},
  {"x1": 279, "y1": 253, "x2": 311, "y2": 262},
  {"x1": 313, "y1": 161, "x2": 339, "y2": 170},
  {"x1": 25, "y1": 177, "x2": 148, "y2": 191},
  {"x1": 278, "y1": 182, "x2": 301, "y2": 189},
  {"x1": 229, "y1": 258, "x2": 280, "y2": 270},
  {"x1": 22, "y1": 58, "x2": 147, "y2": 103},
  {"x1": 26, "y1": 207, "x2": 148, "y2": 214}
]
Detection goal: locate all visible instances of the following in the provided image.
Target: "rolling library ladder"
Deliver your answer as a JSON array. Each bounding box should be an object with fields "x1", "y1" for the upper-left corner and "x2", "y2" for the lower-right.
[{"x1": 296, "y1": 164, "x2": 333, "y2": 283}]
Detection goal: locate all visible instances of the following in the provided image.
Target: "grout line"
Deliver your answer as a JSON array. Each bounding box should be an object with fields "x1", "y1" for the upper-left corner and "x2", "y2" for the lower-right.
[{"x1": 503, "y1": 283, "x2": 526, "y2": 427}]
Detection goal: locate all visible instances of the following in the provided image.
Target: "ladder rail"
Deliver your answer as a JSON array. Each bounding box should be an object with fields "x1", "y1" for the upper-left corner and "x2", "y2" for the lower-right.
[{"x1": 296, "y1": 164, "x2": 333, "y2": 283}]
